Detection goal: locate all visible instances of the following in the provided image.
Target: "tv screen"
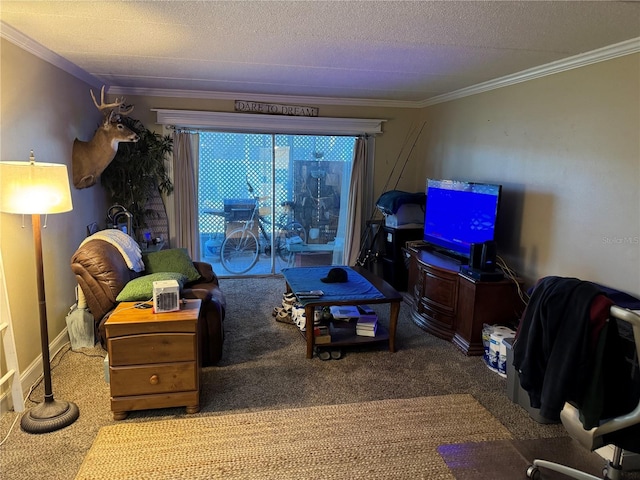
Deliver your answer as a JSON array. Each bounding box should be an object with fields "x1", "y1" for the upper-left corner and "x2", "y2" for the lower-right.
[{"x1": 423, "y1": 179, "x2": 502, "y2": 259}]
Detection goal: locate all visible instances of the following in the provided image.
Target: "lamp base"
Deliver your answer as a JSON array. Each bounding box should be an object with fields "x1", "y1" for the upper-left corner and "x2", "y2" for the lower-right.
[{"x1": 20, "y1": 399, "x2": 79, "y2": 434}]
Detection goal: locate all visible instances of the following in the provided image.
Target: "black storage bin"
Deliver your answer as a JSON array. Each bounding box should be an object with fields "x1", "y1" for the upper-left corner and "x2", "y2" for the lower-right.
[{"x1": 504, "y1": 336, "x2": 558, "y2": 424}]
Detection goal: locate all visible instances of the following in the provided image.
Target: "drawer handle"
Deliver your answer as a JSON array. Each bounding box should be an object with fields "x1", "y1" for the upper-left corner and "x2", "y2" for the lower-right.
[{"x1": 149, "y1": 374, "x2": 159, "y2": 385}]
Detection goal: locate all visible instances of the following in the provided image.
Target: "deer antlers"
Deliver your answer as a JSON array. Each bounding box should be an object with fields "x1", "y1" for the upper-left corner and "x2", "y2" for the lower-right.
[{"x1": 90, "y1": 85, "x2": 134, "y2": 122}]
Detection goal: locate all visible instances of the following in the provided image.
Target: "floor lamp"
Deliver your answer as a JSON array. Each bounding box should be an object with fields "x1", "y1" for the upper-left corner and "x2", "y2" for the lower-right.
[{"x1": 0, "y1": 151, "x2": 79, "y2": 433}]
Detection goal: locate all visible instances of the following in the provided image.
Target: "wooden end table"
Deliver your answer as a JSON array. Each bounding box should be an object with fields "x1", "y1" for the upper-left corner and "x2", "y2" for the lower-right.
[
  {"x1": 281, "y1": 266, "x2": 402, "y2": 359},
  {"x1": 105, "y1": 299, "x2": 202, "y2": 420}
]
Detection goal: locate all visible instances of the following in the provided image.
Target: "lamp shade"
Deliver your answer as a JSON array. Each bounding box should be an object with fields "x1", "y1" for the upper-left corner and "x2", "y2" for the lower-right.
[{"x1": 0, "y1": 159, "x2": 73, "y2": 214}]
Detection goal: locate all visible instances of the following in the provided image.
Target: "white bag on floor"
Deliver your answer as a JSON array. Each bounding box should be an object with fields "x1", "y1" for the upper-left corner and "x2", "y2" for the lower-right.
[{"x1": 65, "y1": 287, "x2": 95, "y2": 350}]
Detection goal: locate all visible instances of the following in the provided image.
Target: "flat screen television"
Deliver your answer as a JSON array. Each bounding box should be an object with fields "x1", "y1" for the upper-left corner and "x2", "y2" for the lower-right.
[{"x1": 423, "y1": 179, "x2": 502, "y2": 261}]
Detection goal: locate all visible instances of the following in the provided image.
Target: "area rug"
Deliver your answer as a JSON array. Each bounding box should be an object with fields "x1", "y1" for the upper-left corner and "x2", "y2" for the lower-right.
[{"x1": 75, "y1": 394, "x2": 512, "y2": 480}]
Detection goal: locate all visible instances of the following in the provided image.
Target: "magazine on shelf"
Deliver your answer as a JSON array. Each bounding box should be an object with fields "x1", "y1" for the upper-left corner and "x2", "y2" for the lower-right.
[{"x1": 329, "y1": 305, "x2": 360, "y2": 320}]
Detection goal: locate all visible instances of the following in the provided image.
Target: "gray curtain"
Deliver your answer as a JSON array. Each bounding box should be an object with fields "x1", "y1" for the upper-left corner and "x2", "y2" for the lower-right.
[
  {"x1": 172, "y1": 132, "x2": 200, "y2": 259},
  {"x1": 344, "y1": 136, "x2": 367, "y2": 265}
]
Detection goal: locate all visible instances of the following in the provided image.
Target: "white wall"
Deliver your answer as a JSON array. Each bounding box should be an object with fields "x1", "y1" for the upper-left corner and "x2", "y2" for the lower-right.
[
  {"x1": 1, "y1": 39, "x2": 109, "y2": 380},
  {"x1": 419, "y1": 54, "x2": 639, "y2": 295}
]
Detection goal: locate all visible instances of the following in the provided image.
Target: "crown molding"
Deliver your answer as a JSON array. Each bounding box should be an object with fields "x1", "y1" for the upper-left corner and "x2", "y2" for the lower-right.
[
  {"x1": 2, "y1": 19, "x2": 637, "y2": 109},
  {"x1": 153, "y1": 109, "x2": 385, "y2": 135},
  {"x1": 421, "y1": 37, "x2": 640, "y2": 107},
  {"x1": 0, "y1": 21, "x2": 103, "y2": 88},
  {"x1": 110, "y1": 87, "x2": 420, "y2": 109}
]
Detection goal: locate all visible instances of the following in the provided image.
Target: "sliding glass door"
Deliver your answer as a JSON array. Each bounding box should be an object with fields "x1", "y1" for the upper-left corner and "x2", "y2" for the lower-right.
[{"x1": 197, "y1": 132, "x2": 356, "y2": 276}]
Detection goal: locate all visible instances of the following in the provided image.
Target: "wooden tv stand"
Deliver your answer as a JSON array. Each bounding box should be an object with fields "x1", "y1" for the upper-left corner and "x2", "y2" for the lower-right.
[{"x1": 407, "y1": 246, "x2": 525, "y2": 355}]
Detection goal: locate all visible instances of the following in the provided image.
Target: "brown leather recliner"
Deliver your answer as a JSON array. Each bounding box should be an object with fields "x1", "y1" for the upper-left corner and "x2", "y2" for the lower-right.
[{"x1": 70, "y1": 240, "x2": 226, "y2": 366}]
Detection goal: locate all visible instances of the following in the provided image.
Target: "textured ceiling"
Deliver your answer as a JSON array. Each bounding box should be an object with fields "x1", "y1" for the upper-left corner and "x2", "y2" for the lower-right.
[{"x1": 1, "y1": 1, "x2": 639, "y2": 104}]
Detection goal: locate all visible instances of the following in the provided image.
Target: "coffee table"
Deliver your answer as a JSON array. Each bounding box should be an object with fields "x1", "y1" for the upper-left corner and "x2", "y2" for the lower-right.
[{"x1": 281, "y1": 266, "x2": 402, "y2": 358}]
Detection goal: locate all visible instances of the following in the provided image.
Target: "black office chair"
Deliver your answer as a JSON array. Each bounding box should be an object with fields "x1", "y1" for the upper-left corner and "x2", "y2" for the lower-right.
[{"x1": 525, "y1": 305, "x2": 640, "y2": 480}]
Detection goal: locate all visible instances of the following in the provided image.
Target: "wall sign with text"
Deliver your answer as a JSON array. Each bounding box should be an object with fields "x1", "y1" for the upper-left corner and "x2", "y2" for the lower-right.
[{"x1": 234, "y1": 100, "x2": 319, "y2": 117}]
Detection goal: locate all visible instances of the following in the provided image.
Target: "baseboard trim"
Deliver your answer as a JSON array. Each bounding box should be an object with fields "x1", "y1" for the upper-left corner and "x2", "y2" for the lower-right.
[{"x1": 0, "y1": 328, "x2": 70, "y2": 415}]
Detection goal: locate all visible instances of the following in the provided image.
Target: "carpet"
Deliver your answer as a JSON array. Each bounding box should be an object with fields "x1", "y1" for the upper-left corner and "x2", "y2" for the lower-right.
[{"x1": 75, "y1": 394, "x2": 512, "y2": 480}]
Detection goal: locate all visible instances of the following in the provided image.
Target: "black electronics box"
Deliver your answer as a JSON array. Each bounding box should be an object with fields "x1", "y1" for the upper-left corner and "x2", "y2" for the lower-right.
[{"x1": 460, "y1": 266, "x2": 504, "y2": 282}]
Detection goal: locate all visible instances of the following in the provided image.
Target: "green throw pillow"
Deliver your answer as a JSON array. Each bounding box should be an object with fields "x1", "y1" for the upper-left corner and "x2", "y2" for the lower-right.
[
  {"x1": 143, "y1": 248, "x2": 201, "y2": 283},
  {"x1": 116, "y1": 272, "x2": 188, "y2": 302}
]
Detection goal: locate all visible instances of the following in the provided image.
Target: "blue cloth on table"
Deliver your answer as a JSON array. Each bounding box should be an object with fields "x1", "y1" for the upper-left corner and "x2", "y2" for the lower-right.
[{"x1": 281, "y1": 266, "x2": 384, "y2": 304}]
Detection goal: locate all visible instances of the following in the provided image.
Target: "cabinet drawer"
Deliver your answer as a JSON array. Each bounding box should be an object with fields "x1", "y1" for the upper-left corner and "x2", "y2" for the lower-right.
[
  {"x1": 422, "y1": 269, "x2": 458, "y2": 314},
  {"x1": 418, "y1": 301, "x2": 455, "y2": 331},
  {"x1": 108, "y1": 333, "x2": 196, "y2": 366},
  {"x1": 110, "y1": 362, "x2": 197, "y2": 396}
]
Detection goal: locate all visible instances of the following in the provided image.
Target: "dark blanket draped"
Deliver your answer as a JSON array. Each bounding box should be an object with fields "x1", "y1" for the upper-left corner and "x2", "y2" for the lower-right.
[{"x1": 513, "y1": 276, "x2": 633, "y2": 428}]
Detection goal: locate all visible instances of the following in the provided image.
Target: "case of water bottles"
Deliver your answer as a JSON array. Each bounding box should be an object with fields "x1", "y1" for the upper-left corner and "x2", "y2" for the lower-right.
[{"x1": 481, "y1": 324, "x2": 516, "y2": 378}]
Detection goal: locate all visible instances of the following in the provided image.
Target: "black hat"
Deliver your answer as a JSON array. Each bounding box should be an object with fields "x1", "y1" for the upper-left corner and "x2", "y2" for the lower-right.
[{"x1": 321, "y1": 267, "x2": 348, "y2": 283}]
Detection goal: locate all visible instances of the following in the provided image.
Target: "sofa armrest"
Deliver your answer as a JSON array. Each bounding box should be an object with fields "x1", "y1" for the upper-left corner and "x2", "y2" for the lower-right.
[
  {"x1": 192, "y1": 261, "x2": 219, "y2": 285},
  {"x1": 71, "y1": 240, "x2": 137, "y2": 322},
  {"x1": 183, "y1": 287, "x2": 226, "y2": 365}
]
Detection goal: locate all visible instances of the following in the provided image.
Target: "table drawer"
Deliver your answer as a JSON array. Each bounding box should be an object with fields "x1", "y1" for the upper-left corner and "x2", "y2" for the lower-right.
[
  {"x1": 110, "y1": 362, "x2": 197, "y2": 396},
  {"x1": 108, "y1": 333, "x2": 196, "y2": 366}
]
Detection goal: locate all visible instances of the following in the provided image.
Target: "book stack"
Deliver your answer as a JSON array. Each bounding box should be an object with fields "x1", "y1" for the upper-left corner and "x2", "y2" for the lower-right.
[
  {"x1": 356, "y1": 305, "x2": 378, "y2": 337},
  {"x1": 313, "y1": 325, "x2": 331, "y2": 344}
]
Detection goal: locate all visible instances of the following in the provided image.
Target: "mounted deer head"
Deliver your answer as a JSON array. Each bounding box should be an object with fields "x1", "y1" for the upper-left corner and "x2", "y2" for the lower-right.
[{"x1": 72, "y1": 86, "x2": 139, "y2": 189}]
